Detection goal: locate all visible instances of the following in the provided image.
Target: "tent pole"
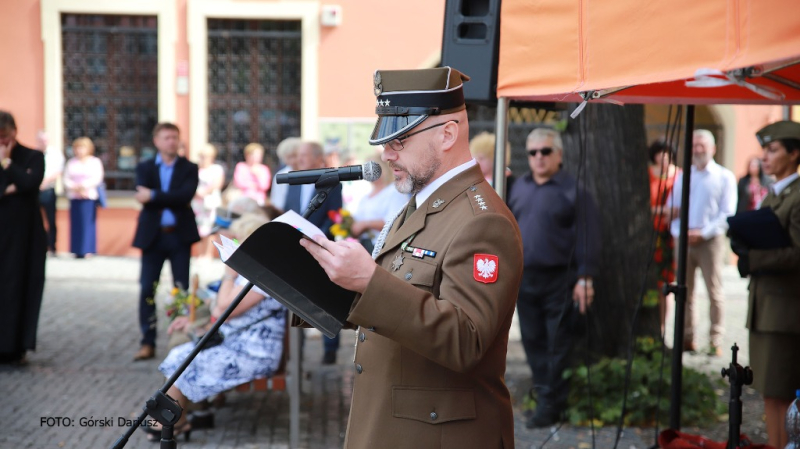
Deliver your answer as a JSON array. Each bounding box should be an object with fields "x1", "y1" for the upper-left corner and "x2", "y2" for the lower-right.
[
  {"x1": 494, "y1": 97, "x2": 510, "y2": 200},
  {"x1": 669, "y1": 104, "x2": 695, "y2": 430}
]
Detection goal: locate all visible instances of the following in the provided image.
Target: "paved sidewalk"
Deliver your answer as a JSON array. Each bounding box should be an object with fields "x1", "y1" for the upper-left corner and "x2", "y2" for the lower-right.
[{"x1": 0, "y1": 256, "x2": 765, "y2": 448}]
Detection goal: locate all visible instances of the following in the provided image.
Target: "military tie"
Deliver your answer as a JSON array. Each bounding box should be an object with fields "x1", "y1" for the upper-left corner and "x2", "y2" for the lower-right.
[
  {"x1": 400, "y1": 196, "x2": 417, "y2": 227},
  {"x1": 371, "y1": 197, "x2": 415, "y2": 259}
]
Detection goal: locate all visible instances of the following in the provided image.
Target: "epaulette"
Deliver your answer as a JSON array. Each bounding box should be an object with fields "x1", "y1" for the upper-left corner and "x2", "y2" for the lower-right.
[{"x1": 466, "y1": 184, "x2": 495, "y2": 215}]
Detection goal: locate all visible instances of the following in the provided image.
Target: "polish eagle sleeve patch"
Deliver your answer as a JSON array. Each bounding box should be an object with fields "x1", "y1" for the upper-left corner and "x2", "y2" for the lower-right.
[{"x1": 473, "y1": 254, "x2": 499, "y2": 283}]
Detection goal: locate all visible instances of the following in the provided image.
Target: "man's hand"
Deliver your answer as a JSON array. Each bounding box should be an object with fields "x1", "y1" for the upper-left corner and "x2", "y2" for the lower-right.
[
  {"x1": 135, "y1": 186, "x2": 152, "y2": 204},
  {"x1": 687, "y1": 229, "x2": 704, "y2": 246},
  {"x1": 572, "y1": 280, "x2": 594, "y2": 315},
  {"x1": 299, "y1": 235, "x2": 377, "y2": 293}
]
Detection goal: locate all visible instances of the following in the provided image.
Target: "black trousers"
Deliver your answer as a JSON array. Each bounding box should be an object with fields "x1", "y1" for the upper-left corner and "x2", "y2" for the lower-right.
[
  {"x1": 516, "y1": 266, "x2": 577, "y2": 412},
  {"x1": 39, "y1": 188, "x2": 57, "y2": 252},
  {"x1": 139, "y1": 231, "x2": 191, "y2": 347}
]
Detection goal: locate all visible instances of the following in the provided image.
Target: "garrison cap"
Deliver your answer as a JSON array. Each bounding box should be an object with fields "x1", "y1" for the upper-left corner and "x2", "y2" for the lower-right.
[
  {"x1": 756, "y1": 120, "x2": 800, "y2": 146},
  {"x1": 369, "y1": 67, "x2": 470, "y2": 145}
]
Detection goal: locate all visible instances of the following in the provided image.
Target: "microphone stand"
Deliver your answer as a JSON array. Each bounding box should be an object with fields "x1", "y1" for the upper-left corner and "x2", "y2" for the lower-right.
[
  {"x1": 111, "y1": 172, "x2": 342, "y2": 449},
  {"x1": 721, "y1": 343, "x2": 753, "y2": 449}
]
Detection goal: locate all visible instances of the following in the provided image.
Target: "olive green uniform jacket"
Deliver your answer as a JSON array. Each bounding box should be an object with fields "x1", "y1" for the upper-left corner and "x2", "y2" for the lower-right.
[
  {"x1": 747, "y1": 176, "x2": 800, "y2": 333},
  {"x1": 344, "y1": 165, "x2": 524, "y2": 449}
]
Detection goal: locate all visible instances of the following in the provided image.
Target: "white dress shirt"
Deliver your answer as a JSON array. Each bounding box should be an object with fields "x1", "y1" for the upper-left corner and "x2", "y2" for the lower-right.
[
  {"x1": 269, "y1": 165, "x2": 292, "y2": 210},
  {"x1": 667, "y1": 160, "x2": 737, "y2": 240},
  {"x1": 771, "y1": 172, "x2": 799, "y2": 195},
  {"x1": 415, "y1": 159, "x2": 477, "y2": 207}
]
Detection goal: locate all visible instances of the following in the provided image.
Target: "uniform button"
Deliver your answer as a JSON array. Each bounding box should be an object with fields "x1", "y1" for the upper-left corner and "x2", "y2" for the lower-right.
[
  {"x1": 359, "y1": 333, "x2": 366, "y2": 342},
  {"x1": 356, "y1": 364, "x2": 363, "y2": 374},
  {"x1": 430, "y1": 412, "x2": 438, "y2": 421},
  {"x1": 405, "y1": 272, "x2": 413, "y2": 281}
]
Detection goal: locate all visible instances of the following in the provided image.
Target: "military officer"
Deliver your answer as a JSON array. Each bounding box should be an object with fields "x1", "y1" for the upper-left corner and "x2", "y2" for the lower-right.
[
  {"x1": 300, "y1": 67, "x2": 524, "y2": 448},
  {"x1": 732, "y1": 120, "x2": 800, "y2": 448}
]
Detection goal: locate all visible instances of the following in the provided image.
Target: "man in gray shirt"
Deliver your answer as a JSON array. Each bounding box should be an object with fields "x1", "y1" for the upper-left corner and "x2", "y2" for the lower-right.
[{"x1": 508, "y1": 127, "x2": 601, "y2": 428}]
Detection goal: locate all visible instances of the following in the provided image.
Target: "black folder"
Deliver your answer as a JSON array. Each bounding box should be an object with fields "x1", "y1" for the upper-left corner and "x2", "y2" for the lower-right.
[
  {"x1": 222, "y1": 222, "x2": 356, "y2": 338},
  {"x1": 727, "y1": 207, "x2": 791, "y2": 250}
]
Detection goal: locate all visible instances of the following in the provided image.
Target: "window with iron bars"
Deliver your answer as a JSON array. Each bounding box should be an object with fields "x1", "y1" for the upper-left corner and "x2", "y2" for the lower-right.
[
  {"x1": 207, "y1": 18, "x2": 302, "y2": 178},
  {"x1": 62, "y1": 14, "x2": 158, "y2": 191}
]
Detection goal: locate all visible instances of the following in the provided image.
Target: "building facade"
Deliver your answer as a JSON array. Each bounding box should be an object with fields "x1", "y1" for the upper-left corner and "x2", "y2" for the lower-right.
[{"x1": 0, "y1": 0, "x2": 790, "y2": 255}]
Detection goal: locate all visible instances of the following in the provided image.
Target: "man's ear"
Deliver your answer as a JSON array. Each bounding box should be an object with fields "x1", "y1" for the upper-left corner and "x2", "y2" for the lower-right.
[{"x1": 440, "y1": 120, "x2": 459, "y2": 152}]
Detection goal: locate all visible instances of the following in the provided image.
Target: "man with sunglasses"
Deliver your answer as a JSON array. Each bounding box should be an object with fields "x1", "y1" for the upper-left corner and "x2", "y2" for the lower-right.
[
  {"x1": 508, "y1": 127, "x2": 601, "y2": 428},
  {"x1": 300, "y1": 67, "x2": 523, "y2": 448}
]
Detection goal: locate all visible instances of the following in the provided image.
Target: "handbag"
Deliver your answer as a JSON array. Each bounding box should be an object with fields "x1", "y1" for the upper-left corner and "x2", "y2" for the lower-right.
[{"x1": 95, "y1": 182, "x2": 107, "y2": 208}]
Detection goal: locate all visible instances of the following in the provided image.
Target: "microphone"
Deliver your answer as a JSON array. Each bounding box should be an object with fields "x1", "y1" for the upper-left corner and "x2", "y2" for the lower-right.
[{"x1": 276, "y1": 161, "x2": 381, "y2": 185}]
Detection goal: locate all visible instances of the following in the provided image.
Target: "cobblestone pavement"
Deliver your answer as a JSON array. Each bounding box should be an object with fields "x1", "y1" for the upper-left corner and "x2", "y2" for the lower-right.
[{"x1": 0, "y1": 256, "x2": 765, "y2": 449}]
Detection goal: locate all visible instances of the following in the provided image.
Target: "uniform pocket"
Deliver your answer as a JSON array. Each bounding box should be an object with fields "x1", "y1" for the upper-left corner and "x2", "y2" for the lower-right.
[
  {"x1": 395, "y1": 256, "x2": 438, "y2": 288},
  {"x1": 392, "y1": 386, "x2": 476, "y2": 424}
]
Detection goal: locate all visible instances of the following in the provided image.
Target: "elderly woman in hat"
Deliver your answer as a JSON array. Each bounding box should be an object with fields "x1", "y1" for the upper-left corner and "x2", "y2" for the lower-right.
[{"x1": 731, "y1": 120, "x2": 800, "y2": 448}]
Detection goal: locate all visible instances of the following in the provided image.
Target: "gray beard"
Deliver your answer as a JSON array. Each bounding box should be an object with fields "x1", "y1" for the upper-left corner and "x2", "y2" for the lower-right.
[{"x1": 394, "y1": 156, "x2": 440, "y2": 195}]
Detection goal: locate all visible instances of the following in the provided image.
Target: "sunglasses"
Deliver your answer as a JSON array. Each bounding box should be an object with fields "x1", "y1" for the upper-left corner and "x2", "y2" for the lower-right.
[{"x1": 527, "y1": 147, "x2": 554, "y2": 157}]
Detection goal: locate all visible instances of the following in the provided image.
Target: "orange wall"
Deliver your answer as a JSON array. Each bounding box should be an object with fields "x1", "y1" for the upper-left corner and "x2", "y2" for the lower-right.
[
  {"x1": 0, "y1": 0, "x2": 44, "y2": 145},
  {"x1": 175, "y1": 0, "x2": 191, "y2": 155},
  {"x1": 55, "y1": 208, "x2": 141, "y2": 257},
  {"x1": 730, "y1": 105, "x2": 783, "y2": 179},
  {"x1": 317, "y1": 0, "x2": 445, "y2": 118}
]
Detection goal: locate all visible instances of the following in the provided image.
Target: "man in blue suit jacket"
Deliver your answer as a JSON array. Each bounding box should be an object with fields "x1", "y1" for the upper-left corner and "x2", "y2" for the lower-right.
[
  {"x1": 132, "y1": 123, "x2": 200, "y2": 361},
  {"x1": 283, "y1": 141, "x2": 343, "y2": 364}
]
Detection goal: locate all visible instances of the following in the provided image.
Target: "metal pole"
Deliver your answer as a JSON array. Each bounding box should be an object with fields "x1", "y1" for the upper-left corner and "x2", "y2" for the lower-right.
[
  {"x1": 669, "y1": 104, "x2": 695, "y2": 430},
  {"x1": 289, "y1": 326, "x2": 300, "y2": 448},
  {"x1": 494, "y1": 97, "x2": 510, "y2": 200}
]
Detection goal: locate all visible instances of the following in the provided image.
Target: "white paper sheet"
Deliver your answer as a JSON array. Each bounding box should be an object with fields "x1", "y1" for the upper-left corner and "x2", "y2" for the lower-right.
[
  {"x1": 212, "y1": 234, "x2": 239, "y2": 262},
  {"x1": 273, "y1": 210, "x2": 328, "y2": 241}
]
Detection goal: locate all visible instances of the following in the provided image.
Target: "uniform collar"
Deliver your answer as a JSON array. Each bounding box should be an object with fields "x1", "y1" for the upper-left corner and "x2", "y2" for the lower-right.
[
  {"x1": 415, "y1": 158, "x2": 477, "y2": 207},
  {"x1": 378, "y1": 164, "x2": 485, "y2": 259},
  {"x1": 772, "y1": 172, "x2": 799, "y2": 195}
]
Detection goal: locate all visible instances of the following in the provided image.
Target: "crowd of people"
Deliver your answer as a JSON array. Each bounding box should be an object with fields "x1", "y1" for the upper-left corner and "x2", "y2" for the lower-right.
[{"x1": 1, "y1": 80, "x2": 798, "y2": 446}]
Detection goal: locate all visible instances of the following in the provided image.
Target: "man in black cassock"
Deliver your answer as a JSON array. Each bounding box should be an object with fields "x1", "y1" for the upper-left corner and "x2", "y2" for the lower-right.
[{"x1": 0, "y1": 110, "x2": 47, "y2": 364}]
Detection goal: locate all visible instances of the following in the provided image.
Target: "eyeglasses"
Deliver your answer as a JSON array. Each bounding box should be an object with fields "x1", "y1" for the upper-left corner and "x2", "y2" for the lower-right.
[
  {"x1": 527, "y1": 147, "x2": 554, "y2": 157},
  {"x1": 384, "y1": 120, "x2": 459, "y2": 152}
]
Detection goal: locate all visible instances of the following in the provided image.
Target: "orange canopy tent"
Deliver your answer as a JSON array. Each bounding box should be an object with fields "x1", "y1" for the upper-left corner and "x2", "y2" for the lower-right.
[
  {"x1": 497, "y1": 0, "x2": 800, "y2": 105},
  {"x1": 491, "y1": 0, "x2": 800, "y2": 436}
]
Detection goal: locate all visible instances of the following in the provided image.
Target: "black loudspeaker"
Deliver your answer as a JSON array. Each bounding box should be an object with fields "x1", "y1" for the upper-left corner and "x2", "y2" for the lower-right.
[{"x1": 441, "y1": 0, "x2": 502, "y2": 103}]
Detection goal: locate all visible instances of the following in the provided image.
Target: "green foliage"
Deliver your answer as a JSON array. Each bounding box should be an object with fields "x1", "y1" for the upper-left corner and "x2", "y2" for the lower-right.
[
  {"x1": 552, "y1": 118, "x2": 569, "y2": 133},
  {"x1": 643, "y1": 288, "x2": 660, "y2": 308},
  {"x1": 524, "y1": 337, "x2": 727, "y2": 427}
]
